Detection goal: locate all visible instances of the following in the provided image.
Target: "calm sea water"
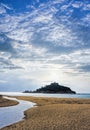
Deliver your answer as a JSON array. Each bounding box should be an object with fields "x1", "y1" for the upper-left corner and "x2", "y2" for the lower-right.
[
  {"x1": 0, "y1": 92, "x2": 90, "y2": 98},
  {"x1": 0, "y1": 97, "x2": 36, "y2": 129}
]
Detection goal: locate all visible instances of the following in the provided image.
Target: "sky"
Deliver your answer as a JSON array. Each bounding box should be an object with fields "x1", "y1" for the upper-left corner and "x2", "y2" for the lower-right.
[{"x1": 0, "y1": 0, "x2": 90, "y2": 93}]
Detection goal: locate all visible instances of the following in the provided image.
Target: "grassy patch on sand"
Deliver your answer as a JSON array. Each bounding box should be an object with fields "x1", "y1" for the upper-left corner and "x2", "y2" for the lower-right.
[
  {"x1": 1, "y1": 96, "x2": 90, "y2": 130},
  {"x1": 0, "y1": 96, "x2": 18, "y2": 107}
]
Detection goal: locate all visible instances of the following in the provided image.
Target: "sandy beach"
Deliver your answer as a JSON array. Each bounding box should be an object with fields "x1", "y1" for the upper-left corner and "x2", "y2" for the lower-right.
[{"x1": 0, "y1": 96, "x2": 90, "y2": 130}]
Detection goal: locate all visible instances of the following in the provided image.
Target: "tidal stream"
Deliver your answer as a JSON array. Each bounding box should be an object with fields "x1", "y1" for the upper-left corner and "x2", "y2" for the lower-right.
[{"x1": 0, "y1": 97, "x2": 35, "y2": 129}]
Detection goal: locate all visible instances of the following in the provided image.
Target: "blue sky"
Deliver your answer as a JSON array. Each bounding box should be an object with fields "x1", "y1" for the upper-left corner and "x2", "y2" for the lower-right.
[{"x1": 0, "y1": 0, "x2": 90, "y2": 92}]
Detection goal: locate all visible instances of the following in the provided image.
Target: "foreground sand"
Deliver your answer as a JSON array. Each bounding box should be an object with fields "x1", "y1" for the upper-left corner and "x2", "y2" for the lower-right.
[
  {"x1": 1, "y1": 96, "x2": 90, "y2": 130},
  {"x1": 0, "y1": 96, "x2": 18, "y2": 107}
]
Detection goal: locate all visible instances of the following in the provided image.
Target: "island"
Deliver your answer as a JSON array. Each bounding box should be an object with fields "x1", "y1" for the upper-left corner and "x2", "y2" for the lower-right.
[{"x1": 24, "y1": 82, "x2": 76, "y2": 94}]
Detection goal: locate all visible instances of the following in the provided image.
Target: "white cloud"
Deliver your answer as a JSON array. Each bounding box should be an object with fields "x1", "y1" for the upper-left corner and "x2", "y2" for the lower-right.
[
  {"x1": 0, "y1": 80, "x2": 7, "y2": 83},
  {"x1": 52, "y1": 0, "x2": 65, "y2": 4},
  {"x1": 72, "y1": 1, "x2": 83, "y2": 8},
  {"x1": 83, "y1": 3, "x2": 90, "y2": 10},
  {"x1": 0, "y1": 0, "x2": 90, "y2": 92},
  {"x1": 0, "y1": 0, "x2": 90, "y2": 74},
  {"x1": 41, "y1": 24, "x2": 79, "y2": 47},
  {"x1": 0, "y1": 3, "x2": 12, "y2": 14},
  {"x1": 33, "y1": 14, "x2": 52, "y2": 23},
  {"x1": 86, "y1": 4, "x2": 90, "y2": 8},
  {"x1": 0, "y1": 6, "x2": 6, "y2": 14},
  {"x1": 69, "y1": 49, "x2": 90, "y2": 64},
  {"x1": 1, "y1": 3, "x2": 12, "y2": 10},
  {"x1": 82, "y1": 14, "x2": 90, "y2": 25}
]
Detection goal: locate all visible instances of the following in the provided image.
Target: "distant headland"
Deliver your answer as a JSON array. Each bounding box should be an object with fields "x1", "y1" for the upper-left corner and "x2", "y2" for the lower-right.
[{"x1": 23, "y1": 82, "x2": 76, "y2": 94}]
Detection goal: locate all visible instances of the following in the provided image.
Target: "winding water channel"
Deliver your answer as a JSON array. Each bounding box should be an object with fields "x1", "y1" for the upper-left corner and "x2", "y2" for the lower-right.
[{"x1": 0, "y1": 97, "x2": 36, "y2": 129}]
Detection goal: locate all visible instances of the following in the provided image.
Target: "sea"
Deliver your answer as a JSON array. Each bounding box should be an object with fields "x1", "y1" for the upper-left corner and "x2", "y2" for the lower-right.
[{"x1": 0, "y1": 92, "x2": 90, "y2": 99}]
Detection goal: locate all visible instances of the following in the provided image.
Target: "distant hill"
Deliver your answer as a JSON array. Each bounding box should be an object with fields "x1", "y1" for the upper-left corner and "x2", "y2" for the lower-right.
[{"x1": 24, "y1": 82, "x2": 76, "y2": 94}]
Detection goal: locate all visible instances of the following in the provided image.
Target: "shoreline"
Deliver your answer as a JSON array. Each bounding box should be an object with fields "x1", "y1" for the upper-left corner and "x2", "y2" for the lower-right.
[
  {"x1": 1, "y1": 96, "x2": 90, "y2": 130},
  {"x1": 0, "y1": 92, "x2": 90, "y2": 99},
  {"x1": 0, "y1": 96, "x2": 19, "y2": 107}
]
